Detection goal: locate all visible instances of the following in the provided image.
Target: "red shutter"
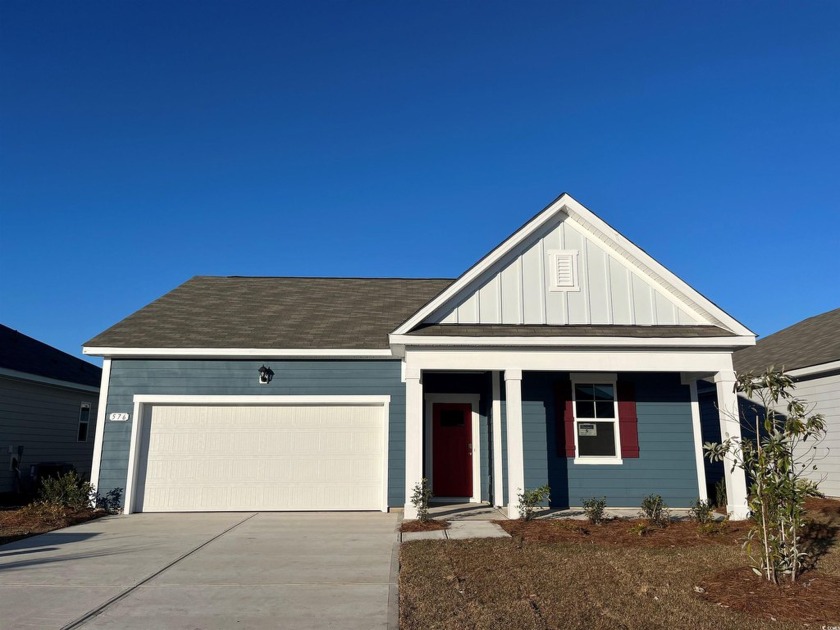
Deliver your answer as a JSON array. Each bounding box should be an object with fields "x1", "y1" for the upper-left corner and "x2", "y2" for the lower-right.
[
  {"x1": 555, "y1": 381, "x2": 576, "y2": 457},
  {"x1": 617, "y1": 381, "x2": 639, "y2": 458}
]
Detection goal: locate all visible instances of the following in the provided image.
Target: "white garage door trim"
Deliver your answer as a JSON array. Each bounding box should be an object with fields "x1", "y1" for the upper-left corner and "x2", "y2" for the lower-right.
[{"x1": 124, "y1": 395, "x2": 391, "y2": 514}]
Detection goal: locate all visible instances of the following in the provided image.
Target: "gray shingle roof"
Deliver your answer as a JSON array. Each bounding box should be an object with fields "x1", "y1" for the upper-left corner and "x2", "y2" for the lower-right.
[
  {"x1": 733, "y1": 307, "x2": 840, "y2": 374},
  {"x1": 409, "y1": 324, "x2": 737, "y2": 338},
  {"x1": 1, "y1": 325, "x2": 102, "y2": 387},
  {"x1": 84, "y1": 277, "x2": 455, "y2": 350}
]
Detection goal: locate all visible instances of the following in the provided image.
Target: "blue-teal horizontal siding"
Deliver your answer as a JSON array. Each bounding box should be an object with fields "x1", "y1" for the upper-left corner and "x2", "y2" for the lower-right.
[
  {"x1": 526, "y1": 372, "x2": 700, "y2": 509},
  {"x1": 99, "y1": 359, "x2": 405, "y2": 507}
]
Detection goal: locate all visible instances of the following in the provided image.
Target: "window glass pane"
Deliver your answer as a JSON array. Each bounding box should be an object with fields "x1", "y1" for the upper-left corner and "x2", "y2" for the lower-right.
[
  {"x1": 575, "y1": 385, "x2": 594, "y2": 400},
  {"x1": 575, "y1": 400, "x2": 595, "y2": 418},
  {"x1": 593, "y1": 384, "x2": 614, "y2": 401},
  {"x1": 77, "y1": 422, "x2": 88, "y2": 442},
  {"x1": 577, "y1": 421, "x2": 616, "y2": 456},
  {"x1": 439, "y1": 409, "x2": 464, "y2": 427},
  {"x1": 595, "y1": 401, "x2": 615, "y2": 418}
]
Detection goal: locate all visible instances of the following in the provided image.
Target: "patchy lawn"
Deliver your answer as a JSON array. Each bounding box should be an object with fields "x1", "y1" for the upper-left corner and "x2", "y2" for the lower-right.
[
  {"x1": 0, "y1": 504, "x2": 108, "y2": 546},
  {"x1": 400, "y1": 499, "x2": 840, "y2": 629}
]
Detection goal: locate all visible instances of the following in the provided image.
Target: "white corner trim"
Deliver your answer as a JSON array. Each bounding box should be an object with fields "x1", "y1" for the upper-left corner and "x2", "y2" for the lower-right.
[
  {"x1": 688, "y1": 380, "x2": 709, "y2": 502},
  {"x1": 0, "y1": 366, "x2": 100, "y2": 393},
  {"x1": 83, "y1": 347, "x2": 394, "y2": 359},
  {"x1": 89, "y1": 358, "x2": 111, "y2": 491},
  {"x1": 491, "y1": 372, "x2": 504, "y2": 508},
  {"x1": 122, "y1": 394, "x2": 391, "y2": 514},
  {"x1": 424, "y1": 394, "x2": 481, "y2": 503},
  {"x1": 390, "y1": 334, "x2": 755, "y2": 349}
]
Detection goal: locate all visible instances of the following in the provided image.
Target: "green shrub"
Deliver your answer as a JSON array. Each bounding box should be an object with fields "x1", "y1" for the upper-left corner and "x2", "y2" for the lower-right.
[
  {"x1": 95, "y1": 488, "x2": 123, "y2": 514},
  {"x1": 410, "y1": 478, "x2": 432, "y2": 522},
  {"x1": 38, "y1": 471, "x2": 92, "y2": 510},
  {"x1": 640, "y1": 494, "x2": 670, "y2": 528},
  {"x1": 517, "y1": 485, "x2": 551, "y2": 521},
  {"x1": 689, "y1": 498, "x2": 714, "y2": 524},
  {"x1": 582, "y1": 496, "x2": 607, "y2": 525},
  {"x1": 629, "y1": 521, "x2": 649, "y2": 536},
  {"x1": 714, "y1": 478, "x2": 727, "y2": 509}
]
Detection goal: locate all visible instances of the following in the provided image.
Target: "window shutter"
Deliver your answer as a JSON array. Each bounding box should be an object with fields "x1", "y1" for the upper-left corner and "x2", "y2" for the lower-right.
[
  {"x1": 555, "y1": 381, "x2": 576, "y2": 457},
  {"x1": 617, "y1": 381, "x2": 639, "y2": 458}
]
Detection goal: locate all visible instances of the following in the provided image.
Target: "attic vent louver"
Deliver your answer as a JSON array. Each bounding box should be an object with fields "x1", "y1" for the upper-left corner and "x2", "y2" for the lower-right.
[{"x1": 549, "y1": 250, "x2": 580, "y2": 292}]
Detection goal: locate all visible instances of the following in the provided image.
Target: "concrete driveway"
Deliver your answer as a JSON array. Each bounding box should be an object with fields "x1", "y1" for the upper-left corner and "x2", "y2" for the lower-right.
[{"x1": 0, "y1": 512, "x2": 400, "y2": 629}]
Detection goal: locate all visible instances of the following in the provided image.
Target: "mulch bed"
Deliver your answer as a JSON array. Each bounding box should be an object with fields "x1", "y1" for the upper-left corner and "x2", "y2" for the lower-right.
[
  {"x1": 498, "y1": 517, "x2": 752, "y2": 548},
  {"x1": 699, "y1": 566, "x2": 840, "y2": 624},
  {"x1": 0, "y1": 506, "x2": 108, "y2": 546},
  {"x1": 400, "y1": 519, "x2": 450, "y2": 533}
]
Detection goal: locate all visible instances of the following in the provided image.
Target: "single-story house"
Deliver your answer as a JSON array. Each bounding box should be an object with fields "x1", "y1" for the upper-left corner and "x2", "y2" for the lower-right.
[
  {"x1": 733, "y1": 307, "x2": 840, "y2": 498},
  {"x1": 0, "y1": 324, "x2": 101, "y2": 496},
  {"x1": 84, "y1": 193, "x2": 755, "y2": 518}
]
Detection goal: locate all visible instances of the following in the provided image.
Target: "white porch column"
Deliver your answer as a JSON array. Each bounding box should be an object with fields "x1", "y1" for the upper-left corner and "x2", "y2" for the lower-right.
[
  {"x1": 714, "y1": 370, "x2": 750, "y2": 520},
  {"x1": 688, "y1": 380, "x2": 709, "y2": 504},
  {"x1": 491, "y1": 371, "x2": 504, "y2": 508},
  {"x1": 505, "y1": 369, "x2": 524, "y2": 519},
  {"x1": 403, "y1": 366, "x2": 423, "y2": 519}
]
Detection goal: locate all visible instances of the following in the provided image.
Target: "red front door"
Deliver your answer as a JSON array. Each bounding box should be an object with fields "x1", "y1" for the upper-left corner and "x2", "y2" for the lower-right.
[{"x1": 432, "y1": 403, "x2": 473, "y2": 497}]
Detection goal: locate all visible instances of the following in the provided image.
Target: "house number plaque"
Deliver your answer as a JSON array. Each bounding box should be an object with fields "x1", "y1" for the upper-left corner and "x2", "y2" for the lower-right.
[{"x1": 109, "y1": 413, "x2": 130, "y2": 422}]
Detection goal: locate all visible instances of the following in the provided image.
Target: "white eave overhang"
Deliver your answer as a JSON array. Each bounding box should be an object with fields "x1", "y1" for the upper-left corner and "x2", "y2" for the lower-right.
[
  {"x1": 82, "y1": 347, "x2": 395, "y2": 359},
  {"x1": 389, "y1": 334, "x2": 756, "y2": 350}
]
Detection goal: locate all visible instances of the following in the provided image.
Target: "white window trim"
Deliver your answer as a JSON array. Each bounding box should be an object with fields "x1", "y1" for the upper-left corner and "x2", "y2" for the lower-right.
[
  {"x1": 571, "y1": 377, "x2": 623, "y2": 465},
  {"x1": 548, "y1": 249, "x2": 581, "y2": 292},
  {"x1": 77, "y1": 402, "x2": 92, "y2": 442},
  {"x1": 423, "y1": 394, "x2": 481, "y2": 503}
]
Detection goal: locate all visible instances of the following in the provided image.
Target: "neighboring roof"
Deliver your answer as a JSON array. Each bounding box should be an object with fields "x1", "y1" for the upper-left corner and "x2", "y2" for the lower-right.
[
  {"x1": 0, "y1": 325, "x2": 102, "y2": 387},
  {"x1": 84, "y1": 277, "x2": 455, "y2": 350},
  {"x1": 734, "y1": 307, "x2": 840, "y2": 374},
  {"x1": 409, "y1": 324, "x2": 737, "y2": 338}
]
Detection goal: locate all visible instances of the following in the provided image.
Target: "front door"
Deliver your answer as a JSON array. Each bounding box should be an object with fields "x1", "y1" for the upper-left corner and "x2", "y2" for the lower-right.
[{"x1": 431, "y1": 403, "x2": 473, "y2": 497}]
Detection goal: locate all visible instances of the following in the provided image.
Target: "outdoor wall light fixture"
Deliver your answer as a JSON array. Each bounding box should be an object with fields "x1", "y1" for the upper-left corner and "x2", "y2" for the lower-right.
[{"x1": 258, "y1": 365, "x2": 274, "y2": 384}]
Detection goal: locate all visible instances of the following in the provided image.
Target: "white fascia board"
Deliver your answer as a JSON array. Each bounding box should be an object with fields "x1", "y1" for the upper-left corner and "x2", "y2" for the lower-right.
[
  {"x1": 559, "y1": 195, "x2": 754, "y2": 337},
  {"x1": 392, "y1": 195, "x2": 569, "y2": 336},
  {"x1": 389, "y1": 334, "x2": 756, "y2": 349},
  {"x1": 83, "y1": 347, "x2": 394, "y2": 359},
  {"x1": 133, "y1": 394, "x2": 391, "y2": 405},
  {"x1": 0, "y1": 366, "x2": 100, "y2": 393},
  {"x1": 786, "y1": 360, "x2": 840, "y2": 379},
  {"x1": 404, "y1": 349, "x2": 736, "y2": 373},
  {"x1": 391, "y1": 193, "x2": 755, "y2": 338}
]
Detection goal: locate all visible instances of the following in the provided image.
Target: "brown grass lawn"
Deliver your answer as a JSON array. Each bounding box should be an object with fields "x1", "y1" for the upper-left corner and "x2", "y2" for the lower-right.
[
  {"x1": 0, "y1": 505, "x2": 107, "y2": 546},
  {"x1": 400, "y1": 499, "x2": 840, "y2": 629}
]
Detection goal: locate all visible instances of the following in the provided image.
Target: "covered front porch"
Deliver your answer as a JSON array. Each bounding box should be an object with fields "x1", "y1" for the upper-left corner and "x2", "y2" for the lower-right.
[{"x1": 401, "y1": 348, "x2": 750, "y2": 520}]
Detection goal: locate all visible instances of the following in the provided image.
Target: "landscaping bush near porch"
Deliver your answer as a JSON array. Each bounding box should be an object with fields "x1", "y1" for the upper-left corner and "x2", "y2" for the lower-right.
[{"x1": 399, "y1": 499, "x2": 840, "y2": 629}]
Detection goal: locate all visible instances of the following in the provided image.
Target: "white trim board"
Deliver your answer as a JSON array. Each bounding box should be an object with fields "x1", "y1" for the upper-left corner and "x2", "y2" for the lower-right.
[
  {"x1": 787, "y1": 360, "x2": 840, "y2": 379},
  {"x1": 123, "y1": 394, "x2": 391, "y2": 514},
  {"x1": 392, "y1": 193, "x2": 754, "y2": 337},
  {"x1": 391, "y1": 334, "x2": 755, "y2": 349},
  {"x1": 424, "y1": 394, "x2": 482, "y2": 503},
  {"x1": 89, "y1": 358, "x2": 112, "y2": 491},
  {"x1": 83, "y1": 347, "x2": 394, "y2": 358}
]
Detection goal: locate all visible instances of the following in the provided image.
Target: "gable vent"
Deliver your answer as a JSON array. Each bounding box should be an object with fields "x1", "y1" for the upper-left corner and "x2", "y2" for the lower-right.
[{"x1": 550, "y1": 250, "x2": 580, "y2": 292}]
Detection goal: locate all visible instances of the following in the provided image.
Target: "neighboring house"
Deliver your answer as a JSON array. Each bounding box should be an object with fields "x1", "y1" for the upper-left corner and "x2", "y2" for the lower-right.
[
  {"x1": 0, "y1": 325, "x2": 101, "y2": 495},
  {"x1": 733, "y1": 308, "x2": 840, "y2": 498},
  {"x1": 83, "y1": 193, "x2": 756, "y2": 518}
]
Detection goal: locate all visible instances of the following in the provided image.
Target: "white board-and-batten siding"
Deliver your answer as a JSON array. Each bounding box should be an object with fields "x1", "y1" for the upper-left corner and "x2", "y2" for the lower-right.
[{"x1": 432, "y1": 215, "x2": 704, "y2": 327}]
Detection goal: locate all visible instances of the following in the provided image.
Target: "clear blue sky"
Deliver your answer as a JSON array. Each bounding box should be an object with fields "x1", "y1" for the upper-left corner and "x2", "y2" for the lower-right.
[{"x1": 1, "y1": 1, "x2": 838, "y2": 364}]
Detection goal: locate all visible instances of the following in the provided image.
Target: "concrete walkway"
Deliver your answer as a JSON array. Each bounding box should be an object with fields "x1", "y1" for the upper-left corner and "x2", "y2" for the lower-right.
[
  {"x1": 401, "y1": 519, "x2": 510, "y2": 541},
  {"x1": 0, "y1": 512, "x2": 399, "y2": 630}
]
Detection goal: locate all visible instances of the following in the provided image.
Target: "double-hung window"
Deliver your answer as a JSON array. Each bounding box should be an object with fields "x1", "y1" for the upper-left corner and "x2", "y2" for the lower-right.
[
  {"x1": 572, "y1": 378, "x2": 621, "y2": 463},
  {"x1": 77, "y1": 403, "x2": 91, "y2": 442}
]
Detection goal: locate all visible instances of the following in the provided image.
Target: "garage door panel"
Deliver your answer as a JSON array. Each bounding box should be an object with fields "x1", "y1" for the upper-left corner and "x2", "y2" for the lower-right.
[{"x1": 134, "y1": 403, "x2": 385, "y2": 512}]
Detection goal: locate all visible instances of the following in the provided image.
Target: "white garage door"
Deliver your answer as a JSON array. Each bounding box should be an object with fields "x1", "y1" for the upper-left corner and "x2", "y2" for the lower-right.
[{"x1": 132, "y1": 403, "x2": 386, "y2": 512}]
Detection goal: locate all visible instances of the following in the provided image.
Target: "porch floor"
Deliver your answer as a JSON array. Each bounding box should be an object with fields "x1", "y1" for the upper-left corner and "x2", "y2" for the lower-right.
[{"x1": 428, "y1": 502, "x2": 509, "y2": 521}]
